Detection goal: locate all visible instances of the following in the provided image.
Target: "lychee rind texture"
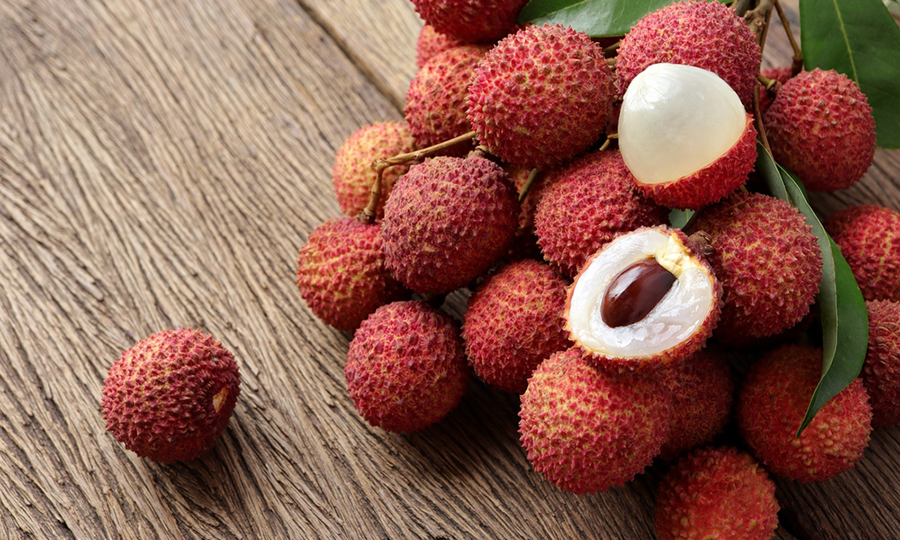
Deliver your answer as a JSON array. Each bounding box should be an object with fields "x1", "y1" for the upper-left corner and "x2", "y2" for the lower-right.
[
  {"x1": 466, "y1": 24, "x2": 616, "y2": 169},
  {"x1": 737, "y1": 344, "x2": 872, "y2": 483},
  {"x1": 534, "y1": 149, "x2": 668, "y2": 278},
  {"x1": 412, "y1": 0, "x2": 528, "y2": 43},
  {"x1": 382, "y1": 156, "x2": 519, "y2": 294},
  {"x1": 345, "y1": 301, "x2": 470, "y2": 433},
  {"x1": 332, "y1": 122, "x2": 417, "y2": 219},
  {"x1": 764, "y1": 68, "x2": 876, "y2": 192},
  {"x1": 462, "y1": 260, "x2": 572, "y2": 394},
  {"x1": 824, "y1": 204, "x2": 900, "y2": 302},
  {"x1": 416, "y1": 25, "x2": 464, "y2": 69},
  {"x1": 863, "y1": 300, "x2": 900, "y2": 427},
  {"x1": 659, "y1": 347, "x2": 735, "y2": 461},
  {"x1": 101, "y1": 329, "x2": 241, "y2": 463},
  {"x1": 655, "y1": 446, "x2": 779, "y2": 540},
  {"x1": 405, "y1": 45, "x2": 488, "y2": 154},
  {"x1": 519, "y1": 349, "x2": 672, "y2": 494},
  {"x1": 297, "y1": 217, "x2": 408, "y2": 332},
  {"x1": 616, "y1": 0, "x2": 762, "y2": 106},
  {"x1": 688, "y1": 192, "x2": 822, "y2": 346}
]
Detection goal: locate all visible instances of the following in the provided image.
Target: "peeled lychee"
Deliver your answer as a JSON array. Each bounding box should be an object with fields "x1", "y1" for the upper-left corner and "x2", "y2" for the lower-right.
[
  {"x1": 405, "y1": 45, "x2": 488, "y2": 155},
  {"x1": 345, "y1": 301, "x2": 469, "y2": 433},
  {"x1": 411, "y1": 0, "x2": 528, "y2": 43},
  {"x1": 101, "y1": 328, "x2": 241, "y2": 463},
  {"x1": 737, "y1": 344, "x2": 872, "y2": 482},
  {"x1": 534, "y1": 149, "x2": 668, "y2": 277},
  {"x1": 462, "y1": 260, "x2": 571, "y2": 393},
  {"x1": 467, "y1": 24, "x2": 616, "y2": 169},
  {"x1": 381, "y1": 155, "x2": 519, "y2": 294},
  {"x1": 862, "y1": 300, "x2": 900, "y2": 427},
  {"x1": 565, "y1": 227, "x2": 721, "y2": 374},
  {"x1": 332, "y1": 122, "x2": 417, "y2": 218},
  {"x1": 616, "y1": 0, "x2": 762, "y2": 106},
  {"x1": 687, "y1": 192, "x2": 822, "y2": 345},
  {"x1": 764, "y1": 68, "x2": 876, "y2": 192},
  {"x1": 824, "y1": 204, "x2": 900, "y2": 302},
  {"x1": 416, "y1": 24, "x2": 463, "y2": 69},
  {"x1": 655, "y1": 446, "x2": 779, "y2": 540},
  {"x1": 519, "y1": 348, "x2": 673, "y2": 494},
  {"x1": 618, "y1": 63, "x2": 757, "y2": 210}
]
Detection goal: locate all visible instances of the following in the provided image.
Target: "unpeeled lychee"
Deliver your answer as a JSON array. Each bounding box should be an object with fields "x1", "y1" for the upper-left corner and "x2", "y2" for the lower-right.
[
  {"x1": 416, "y1": 24, "x2": 463, "y2": 68},
  {"x1": 462, "y1": 260, "x2": 571, "y2": 393},
  {"x1": 862, "y1": 300, "x2": 900, "y2": 427},
  {"x1": 534, "y1": 149, "x2": 668, "y2": 277},
  {"x1": 381, "y1": 155, "x2": 519, "y2": 294},
  {"x1": 332, "y1": 122, "x2": 417, "y2": 218},
  {"x1": 101, "y1": 328, "x2": 241, "y2": 463},
  {"x1": 616, "y1": 0, "x2": 762, "y2": 106},
  {"x1": 655, "y1": 446, "x2": 779, "y2": 540},
  {"x1": 764, "y1": 68, "x2": 876, "y2": 192},
  {"x1": 297, "y1": 217, "x2": 408, "y2": 332},
  {"x1": 411, "y1": 0, "x2": 528, "y2": 43},
  {"x1": 519, "y1": 348, "x2": 673, "y2": 494},
  {"x1": 824, "y1": 204, "x2": 900, "y2": 302},
  {"x1": 758, "y1": 65, "x2": 793, "y2": 115},
  {"x1": 345, "y1": 301, "x2": 469, "y2": 433},
  {"x1": 737, "y1": 344, "x2": 872, "y2": 482},
  {"x1": 467, "y1": 24, "x2": 616, "y2": 169}
]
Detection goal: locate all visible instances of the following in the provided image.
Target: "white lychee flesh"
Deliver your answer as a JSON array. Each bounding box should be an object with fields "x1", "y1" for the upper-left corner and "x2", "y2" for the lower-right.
[
  {"x1": 619, "y1": 63, "x2": 746, "y2": 185},
  {"x1": 568, "y1": 228, "x2": 715, "y2": 358}
]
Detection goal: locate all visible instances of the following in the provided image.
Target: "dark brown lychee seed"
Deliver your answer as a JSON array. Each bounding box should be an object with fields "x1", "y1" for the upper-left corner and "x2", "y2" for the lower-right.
[{"x1": 601, "y1": 258, "x2": 676, "y2": 328}]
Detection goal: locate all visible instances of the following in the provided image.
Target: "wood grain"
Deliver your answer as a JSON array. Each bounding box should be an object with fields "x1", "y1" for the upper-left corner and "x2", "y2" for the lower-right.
[{"x1": 0, "y1": 0, "x2": 897, "y2": 538}]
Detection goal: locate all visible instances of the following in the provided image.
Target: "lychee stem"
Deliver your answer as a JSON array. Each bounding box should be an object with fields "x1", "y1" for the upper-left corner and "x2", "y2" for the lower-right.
[
  {"x1": 743, "y1": 0, "x2": 774, "y2": 40},
  {"x1": 774, "y1": 0, "x2": 804, "y2": 76},
  {"x1": 518, "y1": 169, "x2": 541, "y2": 204},
  {"x1": 753, "y1": 82, "x2": 773, "y2": 153}
]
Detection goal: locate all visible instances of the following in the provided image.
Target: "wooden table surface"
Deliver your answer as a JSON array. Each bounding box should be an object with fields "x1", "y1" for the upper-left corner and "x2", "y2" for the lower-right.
[{"x1": 1, "y1": 0, "x2": 898, "y2": 538}]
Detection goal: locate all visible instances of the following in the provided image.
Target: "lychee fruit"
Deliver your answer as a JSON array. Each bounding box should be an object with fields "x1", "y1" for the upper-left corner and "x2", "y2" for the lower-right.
[
  {"x1": 618, "y1": 63, "x2": 757, "y2": 210},
  {"x1": 466, "y1": 24, "x2": 616, "y2": 169},
  {"x1": 462, "y1": 260, "x2": 571, "y2": 393},
  {"x1": 655, "y1": 446, "x2": 779, "y2": 540},
  {"x1": 381, "y1": 155, "x2": 519, "y2": 294},
  {"x1": 332, "y1": 122, "x2": 417, "y2": 219},
  {"x1": 534, "y1": 149, "x2": 668, "y2": 277},
  {"x1": 737, "y1": 344, "x2": 872, "y2": 482},
  {"x1": 565, "y1": 226, "x2": 721, "y2": 374},
  {"x1": 687, "y1": 192, "x2": 822, "y2": 346},
  {"x1": 824, "y1": 204, "x2": 900, "y2": 302},
  {"x1": 416, "y1": 24, "x2": 463, "y2": 69},
  {"x1": 345, "y1": 300, "x2": 469, "y2": 433},
  {"x1": 616, "y1": 0, "x2": 762, "y2": 106},
  {"x1": 519, "y1": 348, "x2": 673, "y2": 494},
  {"x1": 296, "y1": 217, "x2": 408, "y2": 332},
  {"x1": 659, "y1": 346, "x2": 735, "y2": 461},
  {"x1": 411, "y1": 0, "x2": 528, "y2": 43},
  {"x1": 764, "y1": 68, "x2": 876, "y2": 192},
  {"x1": 405, "y1": 45, "x2": 489, "y2": 155},
  {"x1": 862, "y1": 300, "x2": 900, "y2": 427},
  {"x1": 101, "y1": 328, "x2": 241, "y2": 463}
]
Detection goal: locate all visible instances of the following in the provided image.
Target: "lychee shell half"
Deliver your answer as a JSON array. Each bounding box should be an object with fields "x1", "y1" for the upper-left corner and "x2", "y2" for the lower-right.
[
  {"x1": 101, "y1": 328, "x2": 241, "y2": 463},
  {"x1": 863, "y1": 300, "x2": 900, "y2": 427},
  {"x1": 345, "y1": 301, "x2": 470, "y2": 433},
  {"x1": 824, "y1": 204, "x2": 900, "y2": 302},
  {"x1": 737, "y1": 344, "x2": 872, "y2": 482}
]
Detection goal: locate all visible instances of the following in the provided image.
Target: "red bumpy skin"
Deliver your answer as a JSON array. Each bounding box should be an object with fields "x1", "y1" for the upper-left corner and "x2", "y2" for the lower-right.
[
  {"x1": 655, "y1": 446, "x2": 779, "y2": 540},
  {"x1": 381, "y1": 155, "x2": 519, "y2": 294},
  {"x1": 764, "y1": 68, "x2": 876, "y2": 192},
  {"x1": 863, "y1": 300, "x2": 900, "y2": 427},
  {"x1": 737, "y1": 344, "x2": 872, "y2": 482},
  {"x1": 616, "y1": 0, "x2": 761, "y2": 106},
  {"x1": 519, "y1": 348, "x2": 672, "y2": 494},
  {"x1": 824, "y1": 204, "x2": 900, "y2": 302},
  {"x1": 462, "y1": 260, "x2": 572, "y2": 393},
  {"x1": 534, "y1": 149, "x2": 668, "y2": 277},
  {"x1": 415, "y1": 25, "x2": 463, "y2": 69},
  {"x1": 332, "y1": 122, "x2": 417, "y2": 219},
  {"x1": 467, "y1": 24, "x2": 616, "y2": 169},
  {"x1": 102, "y1": 328, "x2": 241, "y2": 463},
  {"x1": 297, "y1": 217, "x2": 408, "y2": 332},
  {"x1": 345, "y1": 301, "x2": 470, "y2": 433},
  {"x1": 411, "y1": 0, "x2": 528, "y2": 43}
]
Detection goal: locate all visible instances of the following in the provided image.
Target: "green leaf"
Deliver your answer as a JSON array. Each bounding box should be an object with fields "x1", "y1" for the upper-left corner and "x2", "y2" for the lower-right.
[
  {"x1": 800, "y1": 0, "x2": 900, "y2": 148},
  {"x1": 518, "y1": 0, "x2": 727, "y2": 37},
  {"x1": 668, "y1": 208, "x2": 694, "y2": 229},
  {"x1": 755, "y1": 141, "x2": 790, "y2": 202}
]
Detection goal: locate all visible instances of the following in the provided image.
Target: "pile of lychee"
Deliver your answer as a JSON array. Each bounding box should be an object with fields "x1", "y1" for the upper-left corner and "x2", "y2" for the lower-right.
[{"x1": 296, "y1": 0, "x2": 899, "y2": 537}]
